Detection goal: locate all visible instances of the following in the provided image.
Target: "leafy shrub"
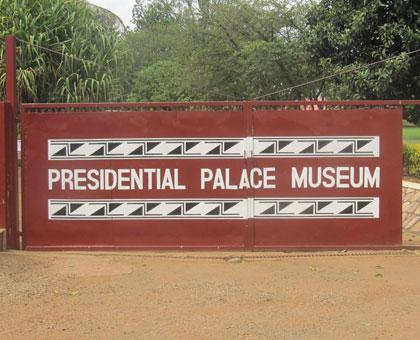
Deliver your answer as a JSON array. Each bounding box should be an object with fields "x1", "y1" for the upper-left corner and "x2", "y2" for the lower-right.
[{"x1": 403, "y1": 144, "x2": 420, "y2": 177}]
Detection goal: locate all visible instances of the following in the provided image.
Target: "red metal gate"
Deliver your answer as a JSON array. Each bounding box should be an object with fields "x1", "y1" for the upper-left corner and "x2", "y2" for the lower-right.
[{"x1": 21, "y1": 101, "x2": 402, "y2": 250}]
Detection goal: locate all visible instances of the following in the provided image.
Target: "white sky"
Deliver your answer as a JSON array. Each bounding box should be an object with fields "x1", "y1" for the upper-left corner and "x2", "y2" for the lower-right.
[{"x1": 88, "y1": 0, "x2": 137, "y2": 28}]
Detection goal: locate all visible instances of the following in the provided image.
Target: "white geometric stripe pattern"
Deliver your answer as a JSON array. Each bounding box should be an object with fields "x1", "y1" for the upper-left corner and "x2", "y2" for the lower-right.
[
  {"x1": 49, "y1": 199, "x2": 248, "y2": 220},
  {"x1": 253, "y1": 136, "x2": 379, "y2": 157},
  {"x1": 49, "y1": 138, "x2": 247, "y2": 159},
  {"x1": 253, "y1": 197, "x2": 379, "y2": 218},
  {"x1": 49, "y1": 198, "x2": 379, "y2": 220},
  {"x1": 48, "y1": 136, "x2": 380, "y2": 159}
]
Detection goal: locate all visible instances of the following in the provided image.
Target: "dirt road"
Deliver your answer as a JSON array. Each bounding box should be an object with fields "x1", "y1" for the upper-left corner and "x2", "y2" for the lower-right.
[{"x1": 1, "y1": 251, "x2": 420, "y2": 339}]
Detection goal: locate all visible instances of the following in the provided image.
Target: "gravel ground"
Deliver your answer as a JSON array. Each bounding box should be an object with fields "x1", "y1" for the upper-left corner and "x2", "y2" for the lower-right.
[{"x1": 1, "y1": 250, "x2": 420, "y2": 339}]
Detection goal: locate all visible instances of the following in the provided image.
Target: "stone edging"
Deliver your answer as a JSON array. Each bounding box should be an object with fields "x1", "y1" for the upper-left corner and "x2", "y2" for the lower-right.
[{"x1": 403, "y1": 181, "x2": 420, "y2": 190}]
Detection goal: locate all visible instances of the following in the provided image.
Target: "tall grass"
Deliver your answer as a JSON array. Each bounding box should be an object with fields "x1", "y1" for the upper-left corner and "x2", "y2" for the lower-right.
[{"x1": 0, "y1": 0, "x2": 120, "y2": 103}]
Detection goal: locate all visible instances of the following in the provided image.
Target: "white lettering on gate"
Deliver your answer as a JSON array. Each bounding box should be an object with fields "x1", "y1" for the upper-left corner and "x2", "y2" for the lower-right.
[
  {"x1": 48, "y1": 167, "x2": 277, "y2": 191},
  {"x1": 49, "y1": 166, "x2": 381, "y2": 191},
  {"x1": 48, "y1": 168, "x2": 186, "y2": 191},
  {"x1": 48, "y1": 169, "x2": 60, "y2": 190},
  {"x1": 87, "y1": 169, "x2": 100, "y2": 190},
  {"x1": 200, "y1": 169, "x2": 213, "y2": 190},
  {"x1": 200, "y1": 167, "x2": 276, "y2": 190},
  {"x1": 74, "y1": 169, "x2": 87, "y2": 190},
  {"x1": 291, "y1": 166, "x2": 380, "y2": 189}
]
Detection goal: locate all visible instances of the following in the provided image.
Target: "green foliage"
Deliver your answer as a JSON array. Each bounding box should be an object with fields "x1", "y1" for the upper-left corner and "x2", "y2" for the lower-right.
[
  {"x1": 132, "y1": 0, "x2": 179, "y2": 30},
  {"x1": 238, "y1": 39, "x2": 312, "y2": 99},
  {"x1": 0, "y1": 0, "x2": 120, "y2": 103},
  {"x1": 114, "y1": 22, "x2": 182, "y2": 101},
  {"x1": 404, "y1": 144, "x2": 420, "y2": 177},
  {"x1": 1, "y1": 0, "x2": 419, "y2": 105},
  {"x1": 125, "y1": 0, "x2": 316, "y2": 101},
  {"x1": 126, "y1": 0, "x2": 420, "y2": 103},
  {"x1": 306, "y1": 0, "x2": 420, "y2": 112},
  {"x1": 128, "y1": 60, "x2": 190, "y2": 101}
]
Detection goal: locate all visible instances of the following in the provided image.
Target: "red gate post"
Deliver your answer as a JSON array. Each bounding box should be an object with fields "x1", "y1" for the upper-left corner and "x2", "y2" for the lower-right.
[
  {"x1": 0, "y1": 103, "x2": 6, "y2": 230},
  {"x1": 4, "y1": 35, "x2": 19, "y2": 249}
]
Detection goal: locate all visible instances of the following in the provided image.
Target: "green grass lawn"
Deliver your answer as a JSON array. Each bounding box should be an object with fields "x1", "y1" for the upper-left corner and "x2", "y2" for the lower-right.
[{"x1": 403, "y1": 127, "x2": 420, "y2": 145}]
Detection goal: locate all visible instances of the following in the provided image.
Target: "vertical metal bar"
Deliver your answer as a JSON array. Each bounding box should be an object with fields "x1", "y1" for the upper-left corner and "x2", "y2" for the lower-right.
[
  {"x1": 20, "y1": 109, "x2": 27, "y2": 250},
  {"x1": 5, "y1": 35, "x2": 19, "y2": 249},
  {"x1": 5, "y1": 36, "x2": 17, "y2": 113}
]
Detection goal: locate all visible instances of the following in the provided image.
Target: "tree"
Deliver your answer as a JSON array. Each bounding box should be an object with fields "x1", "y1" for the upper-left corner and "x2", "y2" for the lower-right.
[
  {"x1": 115, "y1": 21, "x2": 183, "y2": 101},
  {"x1": 132, "y1": 0, "x2": 180, "y2": 30},
  {"x1": 128, "y1": 60, "x2": 190, "y2": 101},
  {"x1": 182, "y1": 0, "x2": 315, "y2": 100},
  {"x1": 126, "y1": 0, "x2": 315, "y2": 101},
  {"x1": 305, "y1": 0, "x2": 420, "y2": 104},
  {"x1": 0, "y1": 0, "x2": 120, "y2": 103}
]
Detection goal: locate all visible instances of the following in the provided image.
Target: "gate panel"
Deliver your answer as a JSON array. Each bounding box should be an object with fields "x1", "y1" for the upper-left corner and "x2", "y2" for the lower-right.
[
  {"x1": 251, "y1": 107, "x2": 402, "y2": 248},
  {"x1": 22, "y1": 103, "x2": 249, "y2": 249},
  {"x1": 21, "y1": 102, "x2": 403, "y2": 250}
]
